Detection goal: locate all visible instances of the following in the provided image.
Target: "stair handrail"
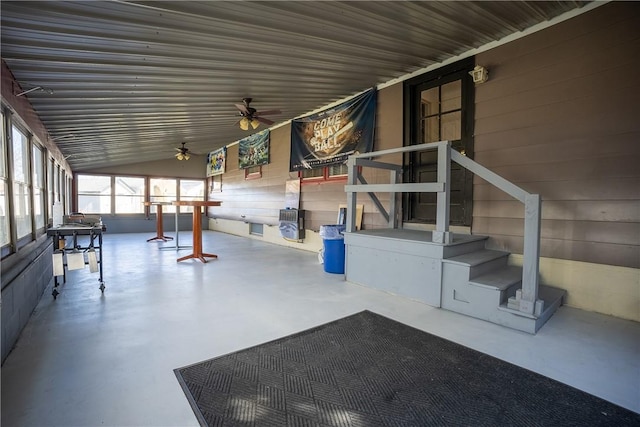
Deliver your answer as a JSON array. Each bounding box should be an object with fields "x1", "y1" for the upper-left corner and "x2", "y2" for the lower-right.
[{"x1": 345, "y1": 140, "x2": 542, "y2": 316}]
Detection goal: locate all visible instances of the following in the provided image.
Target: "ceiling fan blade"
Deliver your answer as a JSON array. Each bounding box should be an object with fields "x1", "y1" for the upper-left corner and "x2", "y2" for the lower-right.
[
  {"x1": 255, "y1": 109, "x2": 281, "y2": 116},
  {"x1": 235, "y1": 103, "x2": 250, "y2": 115},
  {"x1": 256, "y1": 116, "x2": 274, "y2": 125}
]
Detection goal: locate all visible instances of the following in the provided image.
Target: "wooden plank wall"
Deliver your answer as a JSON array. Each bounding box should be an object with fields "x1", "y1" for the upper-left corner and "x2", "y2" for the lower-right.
[
  {"x1": 210, "y1": 84, "x2": 404, "y2": 232},
  {"x1": 474, "y1": 2, "x2": 640, "y2": 268}
]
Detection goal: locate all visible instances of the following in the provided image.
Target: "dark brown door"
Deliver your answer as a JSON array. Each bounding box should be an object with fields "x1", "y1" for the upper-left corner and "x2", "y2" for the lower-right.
[{"x1": 404, "y1": 59, "x2": 475, "y2": 226}]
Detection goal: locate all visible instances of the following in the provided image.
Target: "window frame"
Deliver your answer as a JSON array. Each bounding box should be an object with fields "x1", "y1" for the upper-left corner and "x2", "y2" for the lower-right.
[
  {"x1": 75, "y1": 173, "x2": 207, "y2": 216},
  {"x1": 76, "y1": 174, "x2": 113, "y2": 214},
  {"x1": 298, "y1": 163, "x2": 349, "y2": 184},
  {"x1": 10, "y1": 124, "x2": 33, "y2": 245},
  {"x1": 0, "y1": 108, "x2": 10, "y2": 255},
  {"x1": 244, "y1": 165, "x2": 262, "y2": 180},
  {"x1": 114, "y1": 175, "x2": 146, "y2": 214},
  {"x1": 31, "y1": 142, "x2": 46, "y2": 232}
]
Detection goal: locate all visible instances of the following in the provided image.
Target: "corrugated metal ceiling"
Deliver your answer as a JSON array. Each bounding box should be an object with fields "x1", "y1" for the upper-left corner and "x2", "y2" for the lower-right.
[{"x1": 1, "y1": 1, "x2": 591, "y2": 171}]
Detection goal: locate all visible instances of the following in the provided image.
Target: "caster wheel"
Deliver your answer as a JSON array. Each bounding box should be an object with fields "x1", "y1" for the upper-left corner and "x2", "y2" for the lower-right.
[
  {"x1": 99, "y1": 283, "x2": 105, "y2": 293},
  {"x1": 52, "y1": 288, "x2": 59, "y2": 299}
]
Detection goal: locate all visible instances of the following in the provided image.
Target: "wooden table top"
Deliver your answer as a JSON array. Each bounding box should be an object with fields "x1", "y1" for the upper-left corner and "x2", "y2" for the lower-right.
[
  {"x1": 172, "y1": 200, "x2": 221, "y2": 207},
  {"x1": 143, "y1": 201, "x2": 173, "y2": 206}
]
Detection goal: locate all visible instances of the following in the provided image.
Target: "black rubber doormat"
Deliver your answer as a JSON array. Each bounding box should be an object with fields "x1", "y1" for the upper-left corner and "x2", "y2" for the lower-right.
[{"x1": 174, "y1": 310, "x2": 638, "y2": 427}]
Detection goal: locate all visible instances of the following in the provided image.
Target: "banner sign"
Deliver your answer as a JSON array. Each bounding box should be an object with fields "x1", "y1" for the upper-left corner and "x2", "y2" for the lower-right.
[
  {"x1": 290, "y1": 88, "x2": 376, "y2": 171},
  {"x1": 239, "y1": 129, "x2": 270, "y2": 169},
  {"x1": 206, "y1": 146, "x2": 227, "y2": 177}
]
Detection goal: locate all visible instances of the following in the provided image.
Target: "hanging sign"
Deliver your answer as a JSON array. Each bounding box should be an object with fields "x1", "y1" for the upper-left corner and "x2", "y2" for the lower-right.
[
  {"x1": 239, "y1": 129, "x2": 270, "y2": 169},
  {"x1": 290, "y1": 88, "x2": 376, "y2": 171},
  {"x1": 206, "y1": 146, "x2": 227, "y2": 177}
]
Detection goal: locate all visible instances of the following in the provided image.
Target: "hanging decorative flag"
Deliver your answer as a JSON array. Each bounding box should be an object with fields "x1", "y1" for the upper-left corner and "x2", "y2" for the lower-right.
[
  {"x1": 290, "y1": 88, "x2": 377, "y2": 171},
  {"x1": 238, "y1": 129, "x2": 270, "y2": 169},
  {"x1": 206, "y1": 146, "x2": 227, "y2": 177}
]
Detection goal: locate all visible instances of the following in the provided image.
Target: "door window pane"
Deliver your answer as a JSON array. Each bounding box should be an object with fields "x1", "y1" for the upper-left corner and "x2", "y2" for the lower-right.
[
  {"x1": 441, "y1": 80, "x2": 461, "y2": 112},
  {"x1": 420, "y1": 80, "x2": 462, "y2": 144},
  {"x1": 441, "y1": 111, "x2": 461, "y2": 142}
]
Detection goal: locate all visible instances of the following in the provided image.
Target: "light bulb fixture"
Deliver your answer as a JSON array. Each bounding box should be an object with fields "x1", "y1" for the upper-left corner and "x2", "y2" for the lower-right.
[
  {"x1": 469, "y1": 65, "x2": 489, "y2": 84},
  {"x1": 250, "y1": 118, "x2": 260, "y2": 129},
  {"x1": 239, "y1": 117, "x2": 250, "y2": 131},
  {"x1": 184, "y1": 153, "x2": 190, "y2": 160}
]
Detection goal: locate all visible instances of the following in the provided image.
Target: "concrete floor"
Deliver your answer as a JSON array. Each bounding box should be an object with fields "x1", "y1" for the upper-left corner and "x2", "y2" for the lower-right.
[{"x1": 1, "y1": 231, "x2": 639, "y2": 426}]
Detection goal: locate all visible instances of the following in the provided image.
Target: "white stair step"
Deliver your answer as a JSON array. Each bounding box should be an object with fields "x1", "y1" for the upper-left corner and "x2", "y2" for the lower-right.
[
  {"x1": 469, "y1": 265, "x2": 523, "y2": 291},
  {"x1": 444, "y1": 249, "x2": 509, "y2": 267}
]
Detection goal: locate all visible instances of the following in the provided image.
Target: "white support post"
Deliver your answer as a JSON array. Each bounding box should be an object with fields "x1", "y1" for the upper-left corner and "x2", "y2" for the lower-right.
[
  {"x1": 345, "y1": 156, "x2": 358, "y2": 233},
  {"x1": 520, "y1": 194, "x2": 542, "y2": 315},
  {"x1": 433, "y1": 142, "x2": 452, "y2": 244}
]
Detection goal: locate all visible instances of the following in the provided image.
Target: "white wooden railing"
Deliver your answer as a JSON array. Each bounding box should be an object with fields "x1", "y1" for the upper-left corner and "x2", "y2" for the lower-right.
[{"x1": 344, "y1": 141, "x2": 542, "y2": 315}]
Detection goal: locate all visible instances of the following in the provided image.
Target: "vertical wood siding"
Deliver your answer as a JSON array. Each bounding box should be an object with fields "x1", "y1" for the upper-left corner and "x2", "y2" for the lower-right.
[{"x1": 474, "y1": 2, "x2": 640, "y2": 268}]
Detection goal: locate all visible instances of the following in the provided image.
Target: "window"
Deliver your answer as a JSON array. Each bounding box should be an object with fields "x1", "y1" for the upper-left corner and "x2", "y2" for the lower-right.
[
  {"x1": 0, "y1": 110, "x2": 9, "y2": 248},
  {"x1": 47, "y1": 157, "x2": 54, "y2": 219},
  {"x1": 11, "y1": 125, "x2": 32, "y2": 239},
  {"x1": 77, "y1": 175, "x2": 112, "y2": 214},
  {"x1": 115, "y1": 176, "x2": 145, "y2": 213},
  {"x1": 300, "y1": 163, "x2": 348, "y2": 182},
  {"x1": 179, "y1": 179, "x2": 205, "y2": 214},
  {"x1": 244, "y1": 165, "x2": 262, "y2": 180},
  {"x1": 32, "y1": 144, "x2": 45, "y2": 230}
]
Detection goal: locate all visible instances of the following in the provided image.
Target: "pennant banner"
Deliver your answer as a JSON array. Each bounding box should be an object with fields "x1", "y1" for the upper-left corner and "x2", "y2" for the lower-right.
[
  {"x1": 206, "y1": 146, "x2": 227, "y2": 177},
  {"x1": 239, "y1": 129, "x2": 270, "y2": 169},
  {"x1": 290, "y1": 88, "x2": 377, "y2": 171}
]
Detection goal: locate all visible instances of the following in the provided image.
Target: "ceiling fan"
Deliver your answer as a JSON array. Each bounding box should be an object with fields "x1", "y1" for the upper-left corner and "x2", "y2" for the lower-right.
[
  {"x1": 174, "y1": 142, "x2": 191, "y2": 161},
  {"x1": 234, "y1": 98, "x2": 281, "y2": 130}
]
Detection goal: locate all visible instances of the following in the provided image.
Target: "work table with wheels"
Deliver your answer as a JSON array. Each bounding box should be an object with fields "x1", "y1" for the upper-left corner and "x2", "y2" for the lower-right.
[{"x1": 47, "y1": 224, "x2": 105, "y2": 298}]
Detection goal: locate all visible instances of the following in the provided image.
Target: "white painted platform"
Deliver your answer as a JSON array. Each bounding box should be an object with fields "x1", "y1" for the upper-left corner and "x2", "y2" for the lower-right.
[{"x1": 344, "y1": 228, "x2": 565, "y2": 333}]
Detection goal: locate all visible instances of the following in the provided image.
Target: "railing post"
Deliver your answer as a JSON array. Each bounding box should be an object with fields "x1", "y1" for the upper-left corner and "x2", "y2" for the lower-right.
[
  {"x1": 388, "y1": 169, "x2": 397, "y2": 228},
  {"x1": 346, "y1": 156, "x2": 357, "y2": 233},
  {"x1": 433, "y1": 142, "x2": 452, "y2": 244},
  {"x1": 520, "y1": 194, "x2": 542, "y2": 315}
]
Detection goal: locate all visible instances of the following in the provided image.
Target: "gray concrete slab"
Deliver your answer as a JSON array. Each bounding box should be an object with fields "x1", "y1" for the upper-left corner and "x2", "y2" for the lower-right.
[{"x1": 1, "y1": 231, "x2": 638, "y2": 426}]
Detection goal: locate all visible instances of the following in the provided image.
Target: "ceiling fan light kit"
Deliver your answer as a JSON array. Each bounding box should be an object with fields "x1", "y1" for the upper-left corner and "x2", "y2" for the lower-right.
[
  {"x1": 235, "y1": 97, "x2": 280, "y2": 131},
  {"x1": 175, "y1": 142, "x2": 191, "y2": 161}
]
